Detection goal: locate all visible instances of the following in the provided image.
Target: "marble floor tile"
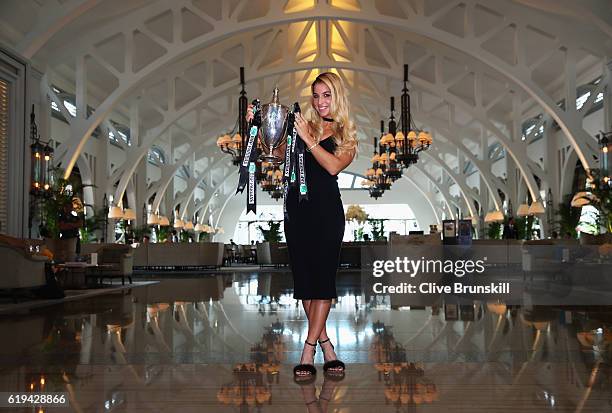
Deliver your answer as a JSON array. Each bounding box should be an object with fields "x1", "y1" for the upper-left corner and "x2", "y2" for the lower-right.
[{"x1": 0, "y1": 272, "x2": 610, "y2": 412}]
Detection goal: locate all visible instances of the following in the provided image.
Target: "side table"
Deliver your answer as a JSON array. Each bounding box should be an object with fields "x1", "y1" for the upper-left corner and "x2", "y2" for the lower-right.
[{"x1": 54, "y1": 263, "x2": 115, "y2": 289}]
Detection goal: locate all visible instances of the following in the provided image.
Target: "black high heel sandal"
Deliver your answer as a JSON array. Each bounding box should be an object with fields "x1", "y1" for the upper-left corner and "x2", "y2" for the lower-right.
[
  {"x1": 293, "y1": 340, "x2": 317, "y2": 383},
  {"x1": 318, "y1": 338, "x2": 345, "y2": 378}
]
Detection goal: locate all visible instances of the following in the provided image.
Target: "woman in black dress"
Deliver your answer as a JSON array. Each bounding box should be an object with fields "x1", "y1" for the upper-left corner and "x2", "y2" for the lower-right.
[{"x1": 249, "y1": 72, "x2": 357, "y2": 381}]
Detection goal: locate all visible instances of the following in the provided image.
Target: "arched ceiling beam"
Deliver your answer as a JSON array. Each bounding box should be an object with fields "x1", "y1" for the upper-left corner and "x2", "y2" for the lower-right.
[
  {"x1": 422, "y1": 149, "x2": 477, "y2": 217},
  {"x1": 108, "y1": 63, "x2": 541, "y2": 209},
  {"x1": 17, "y1": 0, "x2": 104, "y2": 59},
  {"x1": 46, "y1": 1, "x2": 605, "y2": 185}
]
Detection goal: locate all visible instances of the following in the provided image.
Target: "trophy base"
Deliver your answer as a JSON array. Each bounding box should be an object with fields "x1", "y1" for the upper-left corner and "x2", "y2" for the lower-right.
[{"x1": 259, "y1": 154, "x2": 284, "y2": 165}]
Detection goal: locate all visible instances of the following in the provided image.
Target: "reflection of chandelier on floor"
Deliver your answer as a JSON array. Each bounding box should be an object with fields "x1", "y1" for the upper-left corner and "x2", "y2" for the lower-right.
[
  {"x1": 217, "y1": 322, "x2": 285, "y2": 409},
  {"x1": 371, "y1": 321, "x2": 438, "y2": 410}
]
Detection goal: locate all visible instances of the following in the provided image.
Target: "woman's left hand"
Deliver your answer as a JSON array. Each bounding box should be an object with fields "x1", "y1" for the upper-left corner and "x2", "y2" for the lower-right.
[{"x1": 294, "y1": 113, "x2": 314, "y2": 146}]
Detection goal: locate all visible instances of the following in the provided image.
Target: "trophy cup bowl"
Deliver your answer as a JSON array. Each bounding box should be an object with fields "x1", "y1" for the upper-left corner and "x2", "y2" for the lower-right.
[{"x1": 258, "y1": 87, "x2": 290, "y2": 164}]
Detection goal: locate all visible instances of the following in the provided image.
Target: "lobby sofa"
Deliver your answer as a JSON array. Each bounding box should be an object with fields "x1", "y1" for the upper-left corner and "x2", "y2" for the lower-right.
[
  {"x1": 471, "y1": 239, "x2": 524, "y2": 267},
  {"x1": 339, "y1": 241, "x2": 387, "y2": 268},
  {"x1": 0, "y1": 243, "x2": 48, "y2": 291},
  {"x1": 130, "y1": 242, "x2": 224, "y2": 269}
]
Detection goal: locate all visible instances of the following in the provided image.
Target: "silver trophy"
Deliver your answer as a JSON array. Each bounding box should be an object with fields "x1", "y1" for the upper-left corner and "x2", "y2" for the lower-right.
[{"x1": 258, "y1": 87, "x2": 290, "y2": 164}]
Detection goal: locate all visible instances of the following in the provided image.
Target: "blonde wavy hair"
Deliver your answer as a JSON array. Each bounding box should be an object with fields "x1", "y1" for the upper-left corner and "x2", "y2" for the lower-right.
[{"x1": 307, "y1": 72, "x2": 358, "y2": 156}]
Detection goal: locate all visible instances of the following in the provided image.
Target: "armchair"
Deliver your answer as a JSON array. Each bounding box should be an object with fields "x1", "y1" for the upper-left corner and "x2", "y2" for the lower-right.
[{"x1": 0, "y1": 243, "x2": 48, "y2": 292}]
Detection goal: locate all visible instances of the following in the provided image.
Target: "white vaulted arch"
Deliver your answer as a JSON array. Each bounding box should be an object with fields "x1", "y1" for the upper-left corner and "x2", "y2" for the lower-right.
[
  {"x1": 109, "y1": 62, "x2": 540, "y2": 209},
  {"x1": 44, "y1": 0, "x2": 604, "y2": 184}
]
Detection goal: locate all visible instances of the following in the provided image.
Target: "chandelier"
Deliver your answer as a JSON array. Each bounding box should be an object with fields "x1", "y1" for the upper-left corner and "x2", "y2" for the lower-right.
[
  {"x1": 364, "y1": 136, "x2": 393, "y2": 199},
  {"x1": 217, "y1": 67, "x2": 250, "y2": 166},
  {"x1": 29, "y1": 106, "x2": 54, "y2": 195},
  {"x1": 393, "y1": 64, "x2": 432, "y2": 168},
  {"x1": 379, "y1": 104, "x2": 403, "y2": 182}
]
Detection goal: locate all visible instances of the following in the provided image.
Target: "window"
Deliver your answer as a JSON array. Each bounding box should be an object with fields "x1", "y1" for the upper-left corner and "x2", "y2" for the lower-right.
[
  {"x1": 63, "y1": 100, "x2": 77, "y2": 117},
  {"x1": 337, "y1": 171, "x2": 368, "y2": 189},
  {"x1": 525, "y1": 76, "x2": 604, "y2": 138},
  {"x1": 337, "y1": 172, "x2": 354, "y2": 188},
  {"x1": 521, "y1": 115, "x2": 544, "y2": 141},
  {"x1": 108, "y1": 121, "x2": 131, "y2": 146},
  {"x1": 49, "y1": 85, "x2": 131, "y2": 146},
  {"x1": 177, "y1": 165, "x2": 190, "y2": 180},
  {"x1": 148, "y1": 146, "x2": 166, "y2": 165}
]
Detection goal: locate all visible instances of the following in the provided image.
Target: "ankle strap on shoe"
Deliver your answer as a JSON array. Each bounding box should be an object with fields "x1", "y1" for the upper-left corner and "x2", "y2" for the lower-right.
[
  {"x1": 318, "y1": 338, "x2": 331, "y2": 344},
  {"x1": 305, "y1": 340, "x2": 317, "y2": 347}
]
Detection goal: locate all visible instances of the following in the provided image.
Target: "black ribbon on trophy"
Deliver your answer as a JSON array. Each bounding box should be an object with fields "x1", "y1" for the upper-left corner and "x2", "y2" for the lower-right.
[
  {"x1": 237, "y1": 88, "x2": 308, "y2": 216},
  {"x1": 236, "y1": 99, "x2": 261, "y2": 214}
]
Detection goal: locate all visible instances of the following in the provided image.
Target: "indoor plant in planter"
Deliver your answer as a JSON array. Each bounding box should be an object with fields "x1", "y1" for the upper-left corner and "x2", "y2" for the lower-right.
[
  {"x1": 346, "y1": 204, "x2": 368, "y2": 241},
  {"x1": 571, "y1": 168, "x2": 611, "y2": 240},
  {"x1": 257, "y1": 220, "x2": 283, "y2": 243},
  {"x1": 38, "y1": 169, "x2": 87, "y2": 262}
]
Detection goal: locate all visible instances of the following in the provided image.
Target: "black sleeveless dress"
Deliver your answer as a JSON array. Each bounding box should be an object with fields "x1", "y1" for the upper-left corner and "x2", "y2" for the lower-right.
[{"x1": 284, "y1": 137, "x2": 345, "y2": 300}]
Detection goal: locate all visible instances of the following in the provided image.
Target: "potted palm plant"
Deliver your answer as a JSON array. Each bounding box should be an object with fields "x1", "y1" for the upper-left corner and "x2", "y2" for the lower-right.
[
  {"x1": 571, "y1": 168, "x2": 611, "y2": 240},
  {"x1": 38, "y1": 169, "x2": 88, "y2": 262}
]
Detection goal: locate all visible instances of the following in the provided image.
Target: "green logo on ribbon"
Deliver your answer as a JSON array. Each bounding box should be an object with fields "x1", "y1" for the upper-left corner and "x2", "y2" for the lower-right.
[
  {"x1": 299, "y1": 184, "x2": 307, "y2": 194},
  {"x1": 248, "y1": 162, "x2": 256, "y2": 173}
]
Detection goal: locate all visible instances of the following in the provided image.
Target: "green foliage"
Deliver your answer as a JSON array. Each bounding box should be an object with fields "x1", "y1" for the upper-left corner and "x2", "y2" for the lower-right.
[
  {"x1": 487, "y1": 222, "x2": 502, "y2": 239},
  {"x1": 198, "y1": 232, "x2": 211, "y2": 242},
  {"x1": 556, "y1": 194, "x2": 580, "y2": 238},
  {"x1": 132, "y1": 225, "x2": 151, "y2": 242},
  {"x1": 513, "y1": 216, "x2": 534, "y2": 240},
  {"x1": 179, "y1": 230, "x2": 192, "y2": 243},
  {"x1": 585, "y1": 169, "x2": 611, "y2": 233},
  {"x1": 156, "y1": 226, "x2": 170, "y2": 243},
  {"x1": 368, "y1": 219, "x2": 386, "y2": 241},
  {"x1": 79, "y1": 208, "x2": 106, "y2": 243},
  {"x1": 38, "y1": 167, "x2": 90, "y2": 238},
  {"x1": 353, "y1": 226, "x2": 364, "y2": 241},
  {"x1": 257, "y1": 220, "x2": 283, "y2": 242}
]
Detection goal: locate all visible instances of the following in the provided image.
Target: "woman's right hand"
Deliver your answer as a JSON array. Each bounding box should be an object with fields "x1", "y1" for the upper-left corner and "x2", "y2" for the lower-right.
[{"x1": 246, "y1": 104, "x2": 254, "y2": 123}]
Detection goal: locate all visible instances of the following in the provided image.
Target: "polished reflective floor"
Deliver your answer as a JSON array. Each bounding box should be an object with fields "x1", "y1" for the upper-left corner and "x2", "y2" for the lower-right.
[{"x1": 1, "y1": 272, "x2": 611, "y2": 412}]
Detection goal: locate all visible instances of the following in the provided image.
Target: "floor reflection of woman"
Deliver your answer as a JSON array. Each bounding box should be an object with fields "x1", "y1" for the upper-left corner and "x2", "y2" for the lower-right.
[
  {"x1": 247, "y1": 72, "x2": 357, "y2": 381},
  {"x1": 299, "y1": 374, "x2": 341, "y2": 412}
]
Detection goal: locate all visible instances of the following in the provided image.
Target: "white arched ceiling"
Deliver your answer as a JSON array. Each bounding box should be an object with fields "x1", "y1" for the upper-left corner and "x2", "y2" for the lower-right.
[
  {"x1": 106, "y1": 65, "x2": 499, "y2": 223},
  {"x1": 86, "y1": 8, "x2": 602, "y2": 211},
  {"x1": 4, "y1": 0, "x2": 609, "y2": 230},
  {"x1": 16, "y1": 0, "x2": 105, "y2": 59},
  {"x1": 33, "y1": 0, "x2": 608, "y2": 182},
  {"x1": 107, "y1": 60, "x2": 536, "y2": 209}
]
